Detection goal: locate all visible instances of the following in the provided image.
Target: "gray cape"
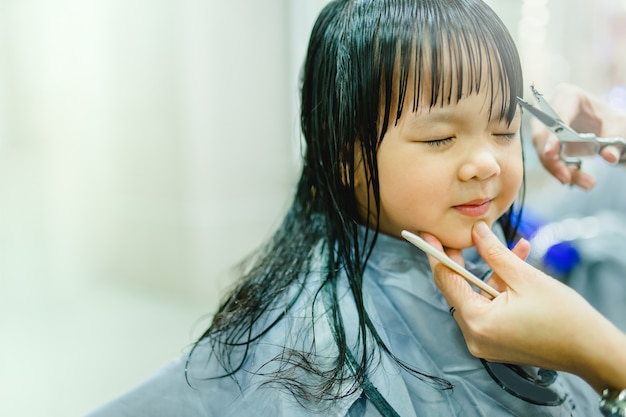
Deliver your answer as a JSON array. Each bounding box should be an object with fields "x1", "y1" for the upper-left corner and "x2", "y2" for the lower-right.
[{"x1": 86, "y1": 229, "x2": 601, "y2": 417}]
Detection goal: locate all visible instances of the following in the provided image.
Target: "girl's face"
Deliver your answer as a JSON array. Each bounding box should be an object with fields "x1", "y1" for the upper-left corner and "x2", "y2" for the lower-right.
[{"x1": 355, "y1": 89, "x2": 523, "y2": 249}]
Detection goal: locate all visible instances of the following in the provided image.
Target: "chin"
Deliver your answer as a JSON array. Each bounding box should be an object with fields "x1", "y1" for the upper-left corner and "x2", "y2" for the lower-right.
[
  {"x1": 439, "y1": 236, "x2": 474, "y2": 250},
  {"x1": 437, "y1": 221, "x2": 492, "y2": 249}
]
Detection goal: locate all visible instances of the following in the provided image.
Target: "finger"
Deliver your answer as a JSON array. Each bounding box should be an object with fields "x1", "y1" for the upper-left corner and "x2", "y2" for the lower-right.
[
  {"x1": 600, "y1": 145, "x2": 621, "y2": 165},
  {"x1": 533, "y1": 123, "x2": 595, "y2": 188},
  {"x1": 536, "y1": 135, "x2": 573, "y2": 185},
  {"x1": 568, "y1": 166, "x2": 596, "y2": 190},
  {"x1": 472, "y1": 221, "x2": 526, "y2": 286},
  {"x1": 430, "y1": 256, "x2": 490, "y2": 314},
  {"x1": 420, "y1": 233, "x2": 488, "y2": 308},
  {"x1": 420, "y1": 232, "x2": 450, "y2": 273},
  {"x1": 510, "y1": 237, "x2": 531, "y2": 261},
  {"x1": 484, "y1": 272, "x2": 507, "y2": 292},
  {"x1": 420, "y1": 233, "x2": 467, "y2": 274},
  {"x1": 542, "y1": 135, "x2": 561, "y2": 159},
  {"x1": 485, "y1": 239, "x2": 528, "y2": 292},
  {"x1": 420, "y1": 232, "x2": 445, "y2": 252}
]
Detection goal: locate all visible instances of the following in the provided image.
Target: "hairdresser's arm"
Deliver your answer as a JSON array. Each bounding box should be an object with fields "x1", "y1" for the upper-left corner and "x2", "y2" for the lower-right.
[
  {"x1": 531, "y1": 83, "x2": 626, "y2": 189},
  {"x1": 421, "y1": 222, "x2": 626, "y2": 393}
]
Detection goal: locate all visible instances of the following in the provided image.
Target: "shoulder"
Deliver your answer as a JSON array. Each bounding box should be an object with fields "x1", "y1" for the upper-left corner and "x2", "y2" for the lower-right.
[
  {"x1": 85, "y1": 337, "x2": 358, "y2": 417},
  {"x1": 83, "y1": 347, "x2": 234, "y2": 417}
]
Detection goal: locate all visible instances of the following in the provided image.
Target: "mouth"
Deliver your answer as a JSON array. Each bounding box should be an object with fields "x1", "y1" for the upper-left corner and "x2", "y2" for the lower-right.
[{"x1": 453, "y1": 199, "x2": 492, "y2": 217}]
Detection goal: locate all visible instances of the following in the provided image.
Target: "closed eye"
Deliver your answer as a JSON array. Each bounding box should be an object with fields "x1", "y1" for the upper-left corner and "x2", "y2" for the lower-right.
[
  {"x1": 424, "y1": 137, "x2": 455, "y2": 147},
  {"x1": 494, "y1": 132, "x2": 518, "y2": 141}
]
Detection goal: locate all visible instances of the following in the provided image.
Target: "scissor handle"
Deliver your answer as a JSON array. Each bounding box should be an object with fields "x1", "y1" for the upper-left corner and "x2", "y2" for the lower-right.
[
  {"x1": 597, "y1": 137, "x2": 626, "y2": 164},
  {"x1": 560, "y1": 136, "x2": 626, "y2": 167}
]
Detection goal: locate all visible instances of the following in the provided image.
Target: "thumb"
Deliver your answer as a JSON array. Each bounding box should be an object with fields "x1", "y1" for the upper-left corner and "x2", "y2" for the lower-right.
[
  {"x1": 472, "y1": 221, "x2": 526, "y2": 286},
  {"x1": 600, "y1": 145, "x2": 621, "y2": 165}
]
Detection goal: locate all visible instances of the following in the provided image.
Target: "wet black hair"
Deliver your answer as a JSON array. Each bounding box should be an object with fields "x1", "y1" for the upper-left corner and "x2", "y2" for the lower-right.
[{"x1": 192, "y1": 0, "x2": 525, "y2": 408}]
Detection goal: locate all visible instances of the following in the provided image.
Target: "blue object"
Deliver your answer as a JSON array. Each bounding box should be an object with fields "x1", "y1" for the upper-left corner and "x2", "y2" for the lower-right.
[
  {"x1": 512, "y1": 208, "x2": 581, "y2": 275},
  {"x1": 543, "y1": 242, "x2": 581, "y2": 275}
]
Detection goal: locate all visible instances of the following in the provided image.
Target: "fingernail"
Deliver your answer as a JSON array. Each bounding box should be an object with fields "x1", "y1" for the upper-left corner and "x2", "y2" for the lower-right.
[{"x1": 474, "y1": 221, "x2": 490, "y2": 237}]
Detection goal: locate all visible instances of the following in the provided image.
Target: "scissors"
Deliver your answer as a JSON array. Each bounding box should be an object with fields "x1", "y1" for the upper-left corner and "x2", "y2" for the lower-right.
[{"x1": 517, "y1": 85, "x2": 626, "y2": 169}]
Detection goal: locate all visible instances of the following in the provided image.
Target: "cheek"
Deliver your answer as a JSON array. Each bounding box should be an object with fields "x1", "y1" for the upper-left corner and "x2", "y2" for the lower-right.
[
  {"x1": 379, "y1": 153, "x2": 440, "y2": 196},
  {"x1": 503, "y1": 148, "x2": 524, "y2": 191},
  {"x1": 378, "y1": 158, "x2": 448, "y2": 221}
]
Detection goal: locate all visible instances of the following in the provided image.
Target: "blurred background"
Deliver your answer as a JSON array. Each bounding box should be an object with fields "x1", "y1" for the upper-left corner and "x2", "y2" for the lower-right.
[{"x1": 1, "y1": 0, "x2": 626, "y2": 415}]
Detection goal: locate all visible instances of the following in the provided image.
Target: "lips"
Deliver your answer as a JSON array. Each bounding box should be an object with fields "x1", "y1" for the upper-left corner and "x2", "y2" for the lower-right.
[{"x1": 453, "y1": 199, "x2": 492, "y2": 217}]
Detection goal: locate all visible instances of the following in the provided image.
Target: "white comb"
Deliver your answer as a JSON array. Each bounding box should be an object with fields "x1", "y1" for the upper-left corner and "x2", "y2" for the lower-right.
[{"x1": 401, "y1": 230, "x2": 500, "y2": 298}]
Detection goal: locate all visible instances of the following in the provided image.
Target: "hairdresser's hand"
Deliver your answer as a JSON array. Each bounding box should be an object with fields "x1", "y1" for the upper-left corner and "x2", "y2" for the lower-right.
[
  {"x1": 531, "y1": 83, "x2": 626, "y2": 189},
  {"x1": 422, "y1": 222, "x2": 626, "y2": 393}
]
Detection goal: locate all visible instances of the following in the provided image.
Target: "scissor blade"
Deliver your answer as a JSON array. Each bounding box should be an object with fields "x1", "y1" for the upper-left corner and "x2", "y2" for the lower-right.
[
  {"x1": 530, "y1": 84, "x2": 563, "y2": 121},
  {"x1": 517, "y1": 97, "x2": 561, "y2": 128}
]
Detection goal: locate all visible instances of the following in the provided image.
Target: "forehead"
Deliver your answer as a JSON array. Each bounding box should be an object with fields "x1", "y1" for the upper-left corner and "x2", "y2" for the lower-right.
[
  {"x1": 401, "y1": 93, "x2": 522, "y2": 132},
  {"x1": 388, "y1": 37, "x2": 513, "y2": 121}
]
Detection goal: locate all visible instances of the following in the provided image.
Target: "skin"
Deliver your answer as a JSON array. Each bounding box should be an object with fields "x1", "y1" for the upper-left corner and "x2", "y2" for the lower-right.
[
  {"x1": 532, "y1": 83, "x2": 626, "y2": 189},
  {"x1": 421, "y1": 221, "x2": 626, "y2": 393},
  {"x1": 356, "y1": 90, "x2": 523, "y2": 249},
  {"x1": 413, "y1": 84, "x2": 626, "y2": 394}
]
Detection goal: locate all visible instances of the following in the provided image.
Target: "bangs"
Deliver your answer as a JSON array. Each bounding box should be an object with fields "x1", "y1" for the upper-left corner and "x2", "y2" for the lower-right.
[{"x1": 375, "y1": 1, "x2": 523, "y2": 134}]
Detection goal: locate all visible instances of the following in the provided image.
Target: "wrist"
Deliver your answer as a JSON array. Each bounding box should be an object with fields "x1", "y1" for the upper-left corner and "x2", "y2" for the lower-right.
[
  {"x1": 597, "y1": 327, "x2": 626, "y2": 392},
  {"x1": 571, "y1": 313, "x2": 626, "y2": 392}
]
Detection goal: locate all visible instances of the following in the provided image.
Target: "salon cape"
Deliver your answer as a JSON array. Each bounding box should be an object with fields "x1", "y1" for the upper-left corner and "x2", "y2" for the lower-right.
[{"x1": 86, "y1": 228, "x2": 601, "y2": 417}]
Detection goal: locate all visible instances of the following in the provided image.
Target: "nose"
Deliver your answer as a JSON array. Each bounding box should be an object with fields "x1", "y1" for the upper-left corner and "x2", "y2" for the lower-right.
[{"x1": 458, "y1": 143, "x2": 501, "y2": 181}]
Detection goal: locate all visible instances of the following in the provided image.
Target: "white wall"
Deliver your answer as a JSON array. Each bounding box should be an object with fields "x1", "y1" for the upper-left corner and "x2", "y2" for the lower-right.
[
  {"x1": 1, "y1": 1, "x2": 624, "y2": 416},
  {"x1": 0, "y1": 1, "x2": 307, "y2": 415},
  {"x1": 0, "y1": 0, "x2": 301, "y2": 304}
]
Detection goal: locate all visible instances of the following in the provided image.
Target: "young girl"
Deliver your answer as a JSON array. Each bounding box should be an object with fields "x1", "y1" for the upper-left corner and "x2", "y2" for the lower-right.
[{"x1": 87, "y1": 1, "x2": 602, "y2": 416}]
